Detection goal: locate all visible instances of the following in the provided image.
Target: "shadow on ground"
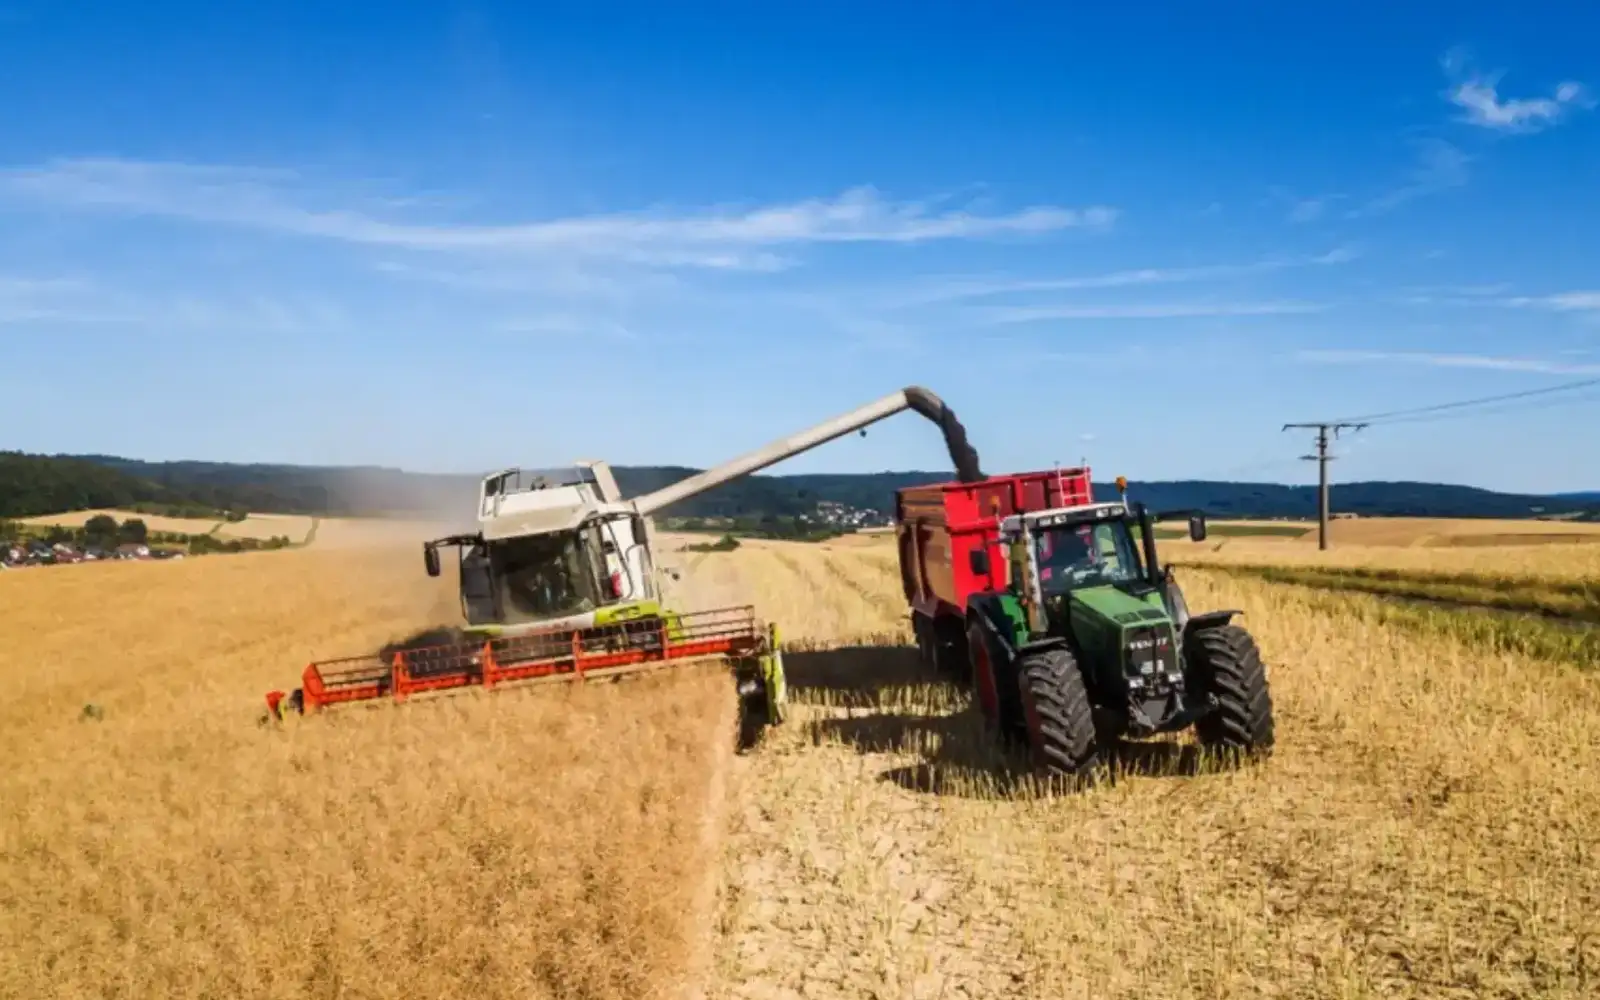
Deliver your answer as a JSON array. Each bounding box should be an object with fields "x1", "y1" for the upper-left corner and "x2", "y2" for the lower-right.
[
  {"x1": 783, "y1": 640, "x2": 1217, "y2": 798},
  {"x1": 782, "y1": 636, "x2": 930, "y2": 709}
]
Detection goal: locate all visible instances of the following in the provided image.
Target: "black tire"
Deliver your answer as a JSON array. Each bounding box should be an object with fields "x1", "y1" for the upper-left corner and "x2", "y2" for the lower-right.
[
  {"x1": 1186, "y1": 624, "x2": 1275, "y2": 760},
  {"x1": 912, "y1": 613, "x2": 936, "y2": 671},
  {"x1": 735, "y1": 662, "x2": 772, "y2": 752},
  {"x1": 965, "y1": 619, "x2": 1004, "y2": 731},
  {"x1": 1016, "y1": 646, "x2": 1104, "y2": 779},
  {"x1": 931, "y1": 615, "x2": 970, "y2": 685}
]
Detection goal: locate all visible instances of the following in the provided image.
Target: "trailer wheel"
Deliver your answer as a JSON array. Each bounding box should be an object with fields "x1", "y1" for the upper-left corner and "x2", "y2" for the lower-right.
[
  {"x1": 965, "y1": 620, "x2": 1004, "y2": 731},
  {"x1": 966, "y1": 619, "x2": 1025, "y2": 742},
  {"x1": 933, "y1": 616, "x2": 970, "y2": 685},
  {"x1": 912, "y1": 613, "x2": 938, "y2": 673},
  {"x1": 1016, "y1": 646, "x2": 1104, "y2": 781},
  {"x1": 1185, "y1": 624, "x2": 1275, "y2": 763}
]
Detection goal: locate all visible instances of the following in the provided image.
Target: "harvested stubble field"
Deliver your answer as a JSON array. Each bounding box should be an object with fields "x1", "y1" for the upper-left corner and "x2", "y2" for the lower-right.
[
  {"x1": 674, "y1": 532, "x2": 1600, "y2": 999},
  {"x1": 4, "y1": 522, "x2": 1598, "y2": 999}
]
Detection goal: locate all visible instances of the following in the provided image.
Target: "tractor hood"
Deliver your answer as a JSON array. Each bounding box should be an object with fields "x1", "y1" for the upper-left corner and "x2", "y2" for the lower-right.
[
  {"x1": 1055, "y1": 583, "x2": 1185, "y2": 737},
  {"x1": 1058, "y1": 584, "x2": 1171, "y2": 629}
]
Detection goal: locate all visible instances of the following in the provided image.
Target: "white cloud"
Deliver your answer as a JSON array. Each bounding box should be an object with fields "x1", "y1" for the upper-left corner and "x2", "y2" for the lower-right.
[
  {"x1": 1441, "y1": 47, "x2": 1594, "y2": 133},
  {"x1": 0, "y1": 158, "x2": 1116, "y2": 270},
  {"x1": 1298, "y1": 348, "x2": 1600, "y2": 375}
]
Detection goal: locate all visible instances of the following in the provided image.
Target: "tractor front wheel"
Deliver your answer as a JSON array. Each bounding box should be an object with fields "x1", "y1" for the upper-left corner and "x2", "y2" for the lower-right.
[
  {"x1": 1185, "y1": 624, "x2": 1275, "y2": 762},
  {"x1": 1015, "y1": 646, "x2": 1103, "y2": 781}
]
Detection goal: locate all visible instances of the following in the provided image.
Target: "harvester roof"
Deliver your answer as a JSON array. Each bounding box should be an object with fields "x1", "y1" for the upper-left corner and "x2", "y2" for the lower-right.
[{"x1": 477, "y1": 470, "x2": 631, "y2": 541}]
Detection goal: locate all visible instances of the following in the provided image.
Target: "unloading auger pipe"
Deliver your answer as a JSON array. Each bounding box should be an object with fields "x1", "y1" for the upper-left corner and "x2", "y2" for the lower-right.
[{"x1": 631, "y1": 385, "x2": 984, "y2": 517}]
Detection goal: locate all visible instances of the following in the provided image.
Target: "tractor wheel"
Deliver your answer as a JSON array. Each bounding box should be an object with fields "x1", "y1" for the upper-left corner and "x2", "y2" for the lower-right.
[
  {"x1": 1185, "y1": 624, "x2": 1275, "y2": 762},
  {"x1": 1015, "y1": 646, "x2": 1104, "y2": 780}
]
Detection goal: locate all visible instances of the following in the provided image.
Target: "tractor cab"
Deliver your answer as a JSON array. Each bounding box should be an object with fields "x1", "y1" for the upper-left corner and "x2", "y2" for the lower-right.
[{"x1": 996, "y1": 500, "x2": 1209, "y2": 646}]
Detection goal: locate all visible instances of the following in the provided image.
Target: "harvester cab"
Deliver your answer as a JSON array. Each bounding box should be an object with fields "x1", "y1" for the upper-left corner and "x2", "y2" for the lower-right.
[
  {"x1": 968, "y1": 496, "x2": 1275, "y2": 779},
  {"x1": 266, "y1": 386, "x2": 986, "y2": 749},
  {"x1": 421, "y1": 464, "x2": 663, "y2": 636}
]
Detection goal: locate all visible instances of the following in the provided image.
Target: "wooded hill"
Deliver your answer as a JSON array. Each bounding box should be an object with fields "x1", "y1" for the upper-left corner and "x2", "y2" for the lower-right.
[{"x1": 2, "y1": 451, "x2": 1596, "y2": 522}]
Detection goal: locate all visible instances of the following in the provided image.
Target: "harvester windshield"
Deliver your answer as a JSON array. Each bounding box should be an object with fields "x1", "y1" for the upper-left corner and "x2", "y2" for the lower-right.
[
  {"x1": 491, "y1": 531, "x2": 600, "y2": 622},
  {"x1": 1035, "y1": 518, "x2": 1144, "y2": 592}
]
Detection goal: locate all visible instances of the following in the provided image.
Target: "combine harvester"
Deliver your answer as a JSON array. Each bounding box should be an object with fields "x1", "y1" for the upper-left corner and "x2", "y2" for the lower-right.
[
  {"x1": 895, "y1": 467, "x2": 1275, "y2": 781},
  {"x1": 265, "y1": 387, "x2": 983, "y2": 744}
]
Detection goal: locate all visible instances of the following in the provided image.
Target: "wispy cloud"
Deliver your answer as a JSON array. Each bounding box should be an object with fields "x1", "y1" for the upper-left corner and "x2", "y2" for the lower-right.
[
  {"x1": 1263, "y1": 187, "x2": 1348, "y2": 225},
  {"x1": 1298, "y1": 348, "x2": 1600, "y2": 375},
  {"x1": 1405, "y1": 283, "x2": 1512, "y2": 298},
  {"x1": 1441, "y1": 47, "x2": 1594, "y2": 134},
  {"x1": 0, "y1": 158, "x2": 1117, "y2": 271},
  {"x1": 1502, "y1": 291, "x2": 1600, "y2": 311},
  {"x1": 882, "y1": 247, "x2": 1358, "y2": 308},
  {"x1": 0, "y1": 272, "x2": 355, "y2": 334},
  {"x1": 984, "y1": 300, "x2": 1325, "y2": 324},
  {"x1": 1287, "y1": 197, "x2": 1331, "y2": 223},
  {"x1": 1349, "y1": 138, "x2": 1470, "y2": 217}
]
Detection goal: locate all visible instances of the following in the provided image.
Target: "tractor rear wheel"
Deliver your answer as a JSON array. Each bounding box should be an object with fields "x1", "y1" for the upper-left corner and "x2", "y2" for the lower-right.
[
  {"x1": 1016, "y1": 646, "x2": 1103, "y2": 780},
  {"x1": 1185, "y1": 624, "x2": 1275, "y2": 762}
]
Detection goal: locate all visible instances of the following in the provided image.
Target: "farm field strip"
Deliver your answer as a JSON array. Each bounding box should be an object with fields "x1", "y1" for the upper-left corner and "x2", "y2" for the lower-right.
[
  {"x1": 1162, "y1": 535, "x2": 1600, "y2": 582},
  {"x1": 1186, "y1": 566, "x2": 1600, "y2": 672},
  {"x1": 1178, "y1": 559, "x2": 1600, "y2": 625}
]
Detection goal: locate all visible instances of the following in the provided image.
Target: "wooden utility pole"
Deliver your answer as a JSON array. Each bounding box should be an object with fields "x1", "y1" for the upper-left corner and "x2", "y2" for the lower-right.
[{"x1": 1282, "y1": 421, "x2": 1367, "y2": 550}]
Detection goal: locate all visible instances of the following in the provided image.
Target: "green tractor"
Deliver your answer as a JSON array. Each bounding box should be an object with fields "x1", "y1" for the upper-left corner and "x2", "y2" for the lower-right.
[{"x1": 962, "y1": 501, "x2": 1275, "y2": 781}]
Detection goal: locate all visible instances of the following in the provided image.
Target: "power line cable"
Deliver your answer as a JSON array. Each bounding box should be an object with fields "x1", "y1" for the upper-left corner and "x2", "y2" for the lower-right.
[
  {"x1": 1369, "y1": 386, "x2": 1600, "y2": 427},
  {"x1": 1329, "y1": 373, "x2": 1600, "y2": 426}
]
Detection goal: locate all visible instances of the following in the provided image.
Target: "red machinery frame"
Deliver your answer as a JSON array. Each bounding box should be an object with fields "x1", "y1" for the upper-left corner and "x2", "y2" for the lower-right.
[{"x1": 265, "y1": 605, "x2": 769, "y2": 715}]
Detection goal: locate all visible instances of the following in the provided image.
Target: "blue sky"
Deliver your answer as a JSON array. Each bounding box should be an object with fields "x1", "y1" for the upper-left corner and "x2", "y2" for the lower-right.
[{"x1": 2, "y1": 2, "x2": 1598, "y2": 492}]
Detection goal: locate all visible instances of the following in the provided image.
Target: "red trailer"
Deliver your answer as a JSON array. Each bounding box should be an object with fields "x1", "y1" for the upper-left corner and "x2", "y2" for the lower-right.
[{"x1": 894, "y1": 467, "x2": 1096, "y2": 676}]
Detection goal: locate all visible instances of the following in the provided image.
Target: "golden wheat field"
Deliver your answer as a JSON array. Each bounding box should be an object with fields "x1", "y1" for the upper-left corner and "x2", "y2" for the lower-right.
[
  {"x1": 16, "y1": 507, "x2": 229, "y2": 536},
  {"x1": 4, "y1": 522, "x2": 1598, "y2": 999},
  {"x1": 16, "y1": 507, "x2": 324, "y2": 544}
]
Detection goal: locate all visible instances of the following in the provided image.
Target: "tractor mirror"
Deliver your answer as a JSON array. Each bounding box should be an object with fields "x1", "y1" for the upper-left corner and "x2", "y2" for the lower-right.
[
  {"x1": 424, "y1": 545, "x2": 441, "y2": 577},
  {"x1": 1188, "y1": 514, "x2": 1208, "y2": 543},
  {"x1": 969, "y1": 549, "x2": 989, "y2": 576}
]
